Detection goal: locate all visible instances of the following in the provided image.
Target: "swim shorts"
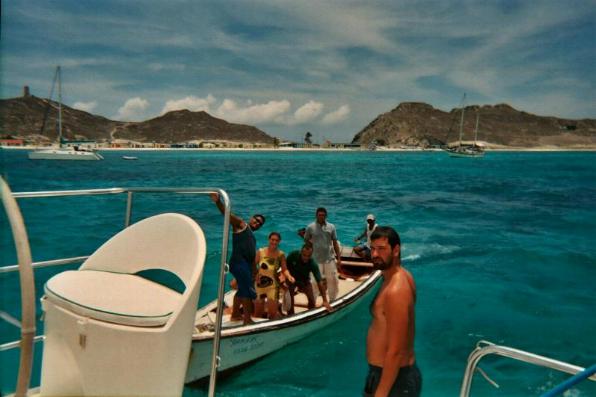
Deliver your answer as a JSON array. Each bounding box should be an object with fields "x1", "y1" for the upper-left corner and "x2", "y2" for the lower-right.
[
  {"x1": 230, "y1": 260, "x2": 256, "y2": 300},
  {"x1": 363, "y1": 363, "x2": 421, "y2": 397}
]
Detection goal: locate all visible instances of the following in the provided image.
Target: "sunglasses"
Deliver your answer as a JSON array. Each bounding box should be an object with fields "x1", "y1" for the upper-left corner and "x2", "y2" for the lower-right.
[{"x1": 254, "y1": 217, "x2": 264, "y2": 227}]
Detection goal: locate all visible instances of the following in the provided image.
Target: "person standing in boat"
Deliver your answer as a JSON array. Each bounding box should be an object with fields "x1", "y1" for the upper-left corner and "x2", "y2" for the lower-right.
[
  {"x1": 254, "y1": 231, "x2": 294, "y2": 319},
  {"x1": 284, "y1": 242, "x2": 332, "y2": 314},
  {"x1": 364, "y1": 226, "x2": 421, "y2": 397},
  {"x1": 210, "y1": 192, "x2": 265, "y2": 325},
  {"x1": 303, "y1": 207, "x2": 342, "y2": 301},
  {"x1": 353, "y1": 213, "x2": 378, "y2": 260}
]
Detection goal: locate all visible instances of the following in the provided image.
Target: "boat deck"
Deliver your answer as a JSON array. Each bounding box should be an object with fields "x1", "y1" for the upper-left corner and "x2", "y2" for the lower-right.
[{"x1": 193, "y1": 264, "x2": 374, "y2": 336}]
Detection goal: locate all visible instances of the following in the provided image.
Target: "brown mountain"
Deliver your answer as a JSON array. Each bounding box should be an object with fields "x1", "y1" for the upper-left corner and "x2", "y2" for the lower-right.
[
  {"x1": 113, "y1": 110, "x2": 273, "y2": 143},
  {"x1": 0, "y1": 95, "x2": 274, "y2": 144},
  {"x1": 352, "y1": 102, "x2": 596, "y2": 148}
]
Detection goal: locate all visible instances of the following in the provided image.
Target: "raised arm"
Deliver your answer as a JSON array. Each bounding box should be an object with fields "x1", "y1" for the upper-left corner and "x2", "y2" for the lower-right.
[{"x1": 210, "y1": 192, "x2": 245, "y2": 232}]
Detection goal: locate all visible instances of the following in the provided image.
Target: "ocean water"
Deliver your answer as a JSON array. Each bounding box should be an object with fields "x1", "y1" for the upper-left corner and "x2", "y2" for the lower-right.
[{"x1": 1, "y1": 149, "x2": 595, "y2": 396}]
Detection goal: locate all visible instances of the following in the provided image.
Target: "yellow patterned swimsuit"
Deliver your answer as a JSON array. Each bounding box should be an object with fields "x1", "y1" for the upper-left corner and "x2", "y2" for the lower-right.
[{"x1": 255, "y1": 248, "x2": 284, "y2": 301}]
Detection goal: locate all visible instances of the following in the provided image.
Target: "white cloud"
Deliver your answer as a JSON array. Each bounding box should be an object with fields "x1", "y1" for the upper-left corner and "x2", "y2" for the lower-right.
[
  {"x1": 214, "y1": 99, "x2": 291, "y2": 124},
  {"x1": 115, "y1": 97, "x2": 150, "y2": 121},
  {"x1": 292, "y1": 100, "x2": 324, "y2": 124},
  {"x1": 322, "y1": 105, "x2": 350, "y2": 124},
  {"x1": 73, "y1": 101, "x2": 97, "y2": 113},
  {"x1": 161, "y1": 95, "x2": 216, "y2": 114},
  {"x1": 148, "y1": 63, "x2": 186, "y2": 72}
]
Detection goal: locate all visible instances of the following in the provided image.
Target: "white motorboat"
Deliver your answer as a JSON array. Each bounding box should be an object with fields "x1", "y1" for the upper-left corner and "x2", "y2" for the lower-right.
[
  {"x1": 186, "y1": 249, "x2": 379, "y2": 382},
  {"x1": 28, "y1": 66, "x2": 103, "y2": 161}
]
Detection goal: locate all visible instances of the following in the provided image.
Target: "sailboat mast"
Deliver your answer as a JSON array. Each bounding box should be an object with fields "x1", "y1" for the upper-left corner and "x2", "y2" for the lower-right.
[
  {"x1": 458, "y1": 93, "x2": 466, "y2": 145},
  {"x1": 474, "y1": 112, "x2": 479, "y2": 145},
  {"x1": 57, "y1": 66, "x2": 63, "y2": 148}
]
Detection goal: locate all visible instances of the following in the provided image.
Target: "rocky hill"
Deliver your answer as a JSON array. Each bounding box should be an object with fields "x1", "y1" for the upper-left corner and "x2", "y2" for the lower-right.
[
  {"x1": 0, "y1": 95, "x2": 274, "y2": 144},
  {"x1": 352, "y1": 102, "x2": 596, "y2": 148},
  {"x1": 114, "y1": 110, "x2": 272, "y2": 143}
]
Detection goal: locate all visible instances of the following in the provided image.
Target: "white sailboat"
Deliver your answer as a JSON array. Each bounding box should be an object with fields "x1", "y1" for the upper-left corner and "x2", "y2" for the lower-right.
[
  {"x1": 444, "y1": 94, "x2": 485, "y2": 158},
  {"x1": 28, "y1": 66, "x2": 103, "y2": 161}
]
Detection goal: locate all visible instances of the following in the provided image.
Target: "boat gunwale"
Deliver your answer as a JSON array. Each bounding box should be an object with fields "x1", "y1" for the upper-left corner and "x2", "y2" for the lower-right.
[{"x1": 192, "y1": 269, "x2": 381, "y2": 341}]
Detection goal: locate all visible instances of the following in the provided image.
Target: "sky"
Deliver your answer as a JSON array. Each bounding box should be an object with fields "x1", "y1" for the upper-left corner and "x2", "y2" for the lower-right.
[{"x1": 1, "y1": 0, "x2": 595, "y2": 143}]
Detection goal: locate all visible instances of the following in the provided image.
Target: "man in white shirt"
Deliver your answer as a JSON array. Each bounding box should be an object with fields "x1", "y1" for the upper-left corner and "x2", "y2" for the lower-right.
[
  {"x1": 303, "y1": 207, "x2": 342, "y2": 301},
  {"x1": 354, "y1": 214, "x2": 378, "y2": 260}
]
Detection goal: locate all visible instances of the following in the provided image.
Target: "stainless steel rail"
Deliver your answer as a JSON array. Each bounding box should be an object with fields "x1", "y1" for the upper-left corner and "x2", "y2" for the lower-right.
[
  {"x1": 1, "y1": 185, "x2": 232, "y2": 397},
  {"x1": 460, "y1": 340, "x2": 596, "y2": 397}
]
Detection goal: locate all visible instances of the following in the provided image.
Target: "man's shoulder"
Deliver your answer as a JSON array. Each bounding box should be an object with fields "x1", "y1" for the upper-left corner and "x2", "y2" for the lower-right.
[
  {"x1": 287, "y1": 250, "x2": 300, "y2": 261},
  {"x1": 386, "y1": 269, "x2": 415, "y2": 297}
]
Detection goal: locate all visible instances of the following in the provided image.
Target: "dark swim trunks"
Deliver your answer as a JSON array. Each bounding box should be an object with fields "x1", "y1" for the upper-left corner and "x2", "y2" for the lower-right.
[
  {"x1": 230, "y1": 259, "x2": 256, "y2": 300},
  {"x1": 363, "y1": 363, "x2": 421, "y2": 397}
]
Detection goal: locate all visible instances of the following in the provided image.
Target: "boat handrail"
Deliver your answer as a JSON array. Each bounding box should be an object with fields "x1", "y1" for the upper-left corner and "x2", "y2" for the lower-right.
[
  {"x1": 1, "y1": 176, "x2": 36, "y2": 396},
  {"x1": 460, "y1": 340, "x2": 596, "y2": 397},
  {"x1": 0, "y1": 256, "x2": 89, "y2": 274},
  {"x1": 0, "y1": 185, "x2": 231, "y2": 397}
]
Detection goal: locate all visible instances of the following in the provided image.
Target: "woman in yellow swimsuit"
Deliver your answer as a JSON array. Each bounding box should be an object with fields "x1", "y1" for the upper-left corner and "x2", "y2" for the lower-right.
[{"x1": 254, "y1": 232, "x2": 294, "y2": 319}]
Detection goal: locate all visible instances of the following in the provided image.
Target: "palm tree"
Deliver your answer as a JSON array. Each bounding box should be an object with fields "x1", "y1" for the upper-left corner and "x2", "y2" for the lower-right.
[{"x1": 304, "y1": 131, "x2": 312, "y2": 144}]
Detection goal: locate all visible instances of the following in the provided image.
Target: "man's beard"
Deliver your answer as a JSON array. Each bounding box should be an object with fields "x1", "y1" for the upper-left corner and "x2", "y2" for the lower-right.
[{"x1": 372, "y1": 256, "x2": 392, "y2": 270}]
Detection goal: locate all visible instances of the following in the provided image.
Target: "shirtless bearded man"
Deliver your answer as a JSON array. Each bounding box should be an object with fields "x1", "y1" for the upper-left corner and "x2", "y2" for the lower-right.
[{"x1": 364, "y1": 226, "x2": 421, "y2": 397}]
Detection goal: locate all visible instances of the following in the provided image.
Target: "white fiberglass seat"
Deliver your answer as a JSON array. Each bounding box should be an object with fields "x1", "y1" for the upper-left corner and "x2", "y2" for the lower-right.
[{"x1": 40, "y1": 213, "x2": 206, "y2": 396}]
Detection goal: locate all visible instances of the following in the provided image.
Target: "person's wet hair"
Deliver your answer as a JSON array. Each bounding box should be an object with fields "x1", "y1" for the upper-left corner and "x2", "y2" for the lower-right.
[
  {"x1": 315, "y1": 207, "x2": 327, "y2": 216},
  {"x1": 269, "y1": 231, "x2": 281, "y2": 240},
  {"x1": 370, "y1": 226, "x2": 401, "y2": 248},
  {"x1": 301, "y1": 242, "x2": 313, "y2": 252}
]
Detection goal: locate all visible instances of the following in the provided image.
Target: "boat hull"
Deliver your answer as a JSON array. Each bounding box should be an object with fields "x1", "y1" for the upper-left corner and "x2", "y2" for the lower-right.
[
  {"x1": 28, "y1": 149, "x2": 103, "y2": 160},
  {"x1": 447, "y1": 150, "x2": 484, "y2": 158},
  {"x1": 185, "y1": 271, "x2": 381, "y2": 383}
]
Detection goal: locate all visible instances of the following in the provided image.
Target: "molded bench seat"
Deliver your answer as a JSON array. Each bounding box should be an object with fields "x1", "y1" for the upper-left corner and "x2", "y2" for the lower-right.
[{"x1": 44, "y1": 269, "x2": 181, "y2": 327}]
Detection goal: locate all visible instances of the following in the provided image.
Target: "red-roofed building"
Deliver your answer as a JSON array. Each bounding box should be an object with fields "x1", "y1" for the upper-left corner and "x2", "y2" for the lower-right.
[{"x1": 0, "y1": 138, "x2": 25, "y2": 147}]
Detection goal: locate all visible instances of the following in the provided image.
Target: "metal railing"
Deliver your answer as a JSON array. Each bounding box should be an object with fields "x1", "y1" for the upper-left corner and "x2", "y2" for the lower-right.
[
  {"x1": 460, "y1": 340, "x2": 596, "y2": 397},
  {"x1": 1, "y1": 185, "x2": 232, "y2": 397}
]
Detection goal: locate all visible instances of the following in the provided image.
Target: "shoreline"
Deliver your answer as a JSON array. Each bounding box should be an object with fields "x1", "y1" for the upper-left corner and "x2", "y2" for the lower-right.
[
  {"x1": 3, "y1": 145, "x2": 596, "y2": 152},
  {"x1": 0, "y1": 145, "x2": 596, "y2": 153}
]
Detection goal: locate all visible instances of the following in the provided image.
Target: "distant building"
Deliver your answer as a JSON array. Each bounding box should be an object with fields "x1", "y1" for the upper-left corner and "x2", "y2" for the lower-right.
[
  {"x1": 110, "y1": 139, "x2": 145, "y2": 148},
  {"x1": 61, "y1": 139, "x2": 99, "y2": 149},
  {"x1": 0, "y1": 138, "x2": 25, "y2": 147}
]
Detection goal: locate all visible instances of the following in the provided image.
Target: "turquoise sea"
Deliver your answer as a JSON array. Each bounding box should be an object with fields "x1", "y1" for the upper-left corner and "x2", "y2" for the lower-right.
[{"x1": 1, "y1": 149, "x2": 595, "y2": 396}]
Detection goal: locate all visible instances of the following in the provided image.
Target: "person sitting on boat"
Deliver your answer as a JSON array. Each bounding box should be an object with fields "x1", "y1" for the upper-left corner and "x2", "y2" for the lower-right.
[
  {"x1": 210, "y1": 192, "x2": 265, "y2": 325},
  {"x1": 304, "y1": 207, "x2": 342, "y2": 301},
  {"x1": 353, "y1": 214, "x2": 378, "y2": 260},
  {"x1": 254, "y1": 232, "x2": 294, "y2": 319},
  {"x1": 284, "y1": 242, "x2": 332, "y2": 315}
]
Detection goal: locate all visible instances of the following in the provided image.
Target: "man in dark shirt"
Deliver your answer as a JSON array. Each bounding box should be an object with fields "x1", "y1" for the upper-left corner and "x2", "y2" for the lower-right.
[
  {"x1": 210, "y1": 192, "x2": 265, "y2": 325},
  {"x1": 285, "y1": 243, "x2": 332, "y2": 314}
]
